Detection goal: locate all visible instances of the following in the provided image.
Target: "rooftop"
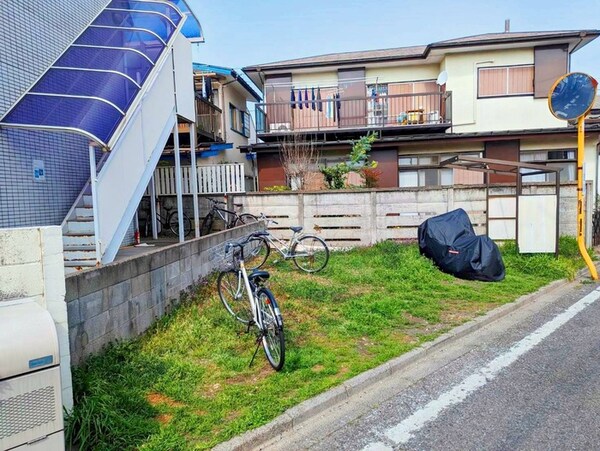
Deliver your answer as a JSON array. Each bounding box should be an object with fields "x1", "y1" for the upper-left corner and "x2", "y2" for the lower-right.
[{"x1": 244, "y1": 29, "x2": 600, "y2": 74}]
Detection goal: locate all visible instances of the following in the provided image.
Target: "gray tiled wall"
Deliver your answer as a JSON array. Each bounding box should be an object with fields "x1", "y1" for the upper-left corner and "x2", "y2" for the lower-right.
[{"x1": 0, "y1": 128, "x2": 94, "y2": 228}]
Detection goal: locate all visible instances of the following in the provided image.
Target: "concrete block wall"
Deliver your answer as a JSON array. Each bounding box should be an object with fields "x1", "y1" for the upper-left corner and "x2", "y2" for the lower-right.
[
  {"x1": 233, "y1": 183, "x2": 580, "y2": 247},
  {"x1": 0, "y1": 226, "x2": 73, "y2": 410},
  {"x1": 65, "y1": 222, "x2": 261, "y2": 364}
]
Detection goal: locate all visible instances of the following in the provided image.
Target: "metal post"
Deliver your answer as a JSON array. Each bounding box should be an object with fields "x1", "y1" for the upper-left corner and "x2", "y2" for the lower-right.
[
  {"x1": 149, "y1": 175, "x2": 158, "y2": 240},
  {"x1": 577, "y1": 117, "x2": 598, "y2": 279},
  {"x1": 173, "y1": 119, "x2": 185, "y2": 243},
  {"x1": 189, "y1": 122, "x2": 200, "y2": 238},
  {"x1": 88, "y1": 144, "x2": 101, "y2": 264}
]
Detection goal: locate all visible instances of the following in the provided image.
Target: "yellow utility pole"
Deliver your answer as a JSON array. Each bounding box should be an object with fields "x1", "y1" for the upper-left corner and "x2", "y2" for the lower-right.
[{"x1": 576, "y1": 117, "x2": 598, "y2": 279}]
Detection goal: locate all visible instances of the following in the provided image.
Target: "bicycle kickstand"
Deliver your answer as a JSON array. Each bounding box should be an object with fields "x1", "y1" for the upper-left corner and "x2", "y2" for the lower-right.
[{"x1": 248, "y1": 335, "x2": 262, "y2": 368}]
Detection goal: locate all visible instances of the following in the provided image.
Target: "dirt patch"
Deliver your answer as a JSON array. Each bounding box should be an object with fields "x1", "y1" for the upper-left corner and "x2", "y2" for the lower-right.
[
  {"x1": 203, "y1": 383, "x2": 222, "y2": 398},
  {"x1": 225, "y1": 365, "x2": 272, "y2": 385},
  {"x1": 402, "y1": 312, "x2": 429, "y2": 325},
  {"x1": 356, "y1": 337, "x2": 375, "y2": 356},
  {"x1": 147, "y1": 392, "x2": 184, "y2": 408},
  {"x1": 312, "y1": 364, "x2": 325, "y2": 372},
  {"x1": 156, "y1": 414, "x2": 173, "y2": 424}
]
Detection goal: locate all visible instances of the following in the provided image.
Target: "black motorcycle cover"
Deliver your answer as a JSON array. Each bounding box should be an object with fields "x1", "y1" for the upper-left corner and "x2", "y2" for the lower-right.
[{"x1": 418, "y1": 209, "x2": 505, "y2": 282}]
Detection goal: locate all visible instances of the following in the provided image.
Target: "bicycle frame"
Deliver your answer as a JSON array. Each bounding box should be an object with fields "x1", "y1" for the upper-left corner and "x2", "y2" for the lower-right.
[
  {"x1": 234, "y1": 259, "x2": 265, "y2": 330},
  {"x1": 211, "y1": 205, "x2": 239, "y2": 227},
  {"x1": 261, "y1": 230, "x2": 305, "y2": 259}
]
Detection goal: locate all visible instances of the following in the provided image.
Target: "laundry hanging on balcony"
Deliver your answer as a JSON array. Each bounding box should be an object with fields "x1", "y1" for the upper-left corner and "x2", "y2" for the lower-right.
[
  {"x1": 317, "y1": 87, "x2": 322, "y2": 112},
  {"x1": 304, "y1": 88, "x2": 310, "y2": 108},
  {"x1": 290, "y1": 88, "x2": 296, "y2": 109},
  {"x1": 298, "y1": 89, "x2": 303, "y2": 109}
]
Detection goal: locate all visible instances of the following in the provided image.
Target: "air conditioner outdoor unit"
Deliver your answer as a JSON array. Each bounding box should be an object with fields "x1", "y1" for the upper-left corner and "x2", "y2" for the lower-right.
[{"x1": 0, "y1": 299, "x2": 64, "y2": 450}]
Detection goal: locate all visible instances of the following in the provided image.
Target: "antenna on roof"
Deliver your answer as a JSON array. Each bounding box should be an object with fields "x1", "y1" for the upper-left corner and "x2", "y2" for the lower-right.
[{"x1": 505, "y1": 19, "x2": 510, "y2": 33}]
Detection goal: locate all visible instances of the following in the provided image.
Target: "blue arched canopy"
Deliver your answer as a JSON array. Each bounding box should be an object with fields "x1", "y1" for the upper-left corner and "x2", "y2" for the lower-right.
[{"x1": 0, "y1": 0, "x2": 203, "y2": 147}]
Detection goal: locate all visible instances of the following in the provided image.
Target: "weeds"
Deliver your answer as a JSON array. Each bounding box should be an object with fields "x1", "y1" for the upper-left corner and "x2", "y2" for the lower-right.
[{"x1": 67, "y1": 236, "x2": 586, "y2": 450}]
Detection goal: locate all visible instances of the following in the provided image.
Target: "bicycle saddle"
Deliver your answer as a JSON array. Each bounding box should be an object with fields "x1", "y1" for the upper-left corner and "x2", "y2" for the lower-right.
[
  {"x1": 249, "y1": 270, "x2": 270, "y2": 283},
  {"x1": 290, "y1": 226, "x2": 303, "y2": 233}
]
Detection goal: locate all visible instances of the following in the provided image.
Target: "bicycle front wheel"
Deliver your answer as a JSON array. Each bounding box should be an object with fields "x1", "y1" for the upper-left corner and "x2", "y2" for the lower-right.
[
  {"x1": 168, "y1": 212, "x2": 192, "y2": 237},
  {"x1": 217, "y1": 270, "x2": 251, "y2": 324},
  {"x1": 257, "y1": 288, "x2": 285, "y2": 371},
  {"x1": 246, "y1": 237, "x2": 270, "y2": 271},
  {"x1": 291, "y1": 235, "x2": 329, "y2": 273}
]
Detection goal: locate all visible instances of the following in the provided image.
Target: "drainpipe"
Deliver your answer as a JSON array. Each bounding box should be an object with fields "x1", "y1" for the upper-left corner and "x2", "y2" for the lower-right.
[
  {"x1": 173, "y1": 118, "x2": 185, "y2": 243},
  {"x1": 190, "y1": 122, "x2": 200, "y2": 238},
  {"x1": 219, "y1": 82, "x2": 227, "y2": 142},
  {"x1": 88, "y1": 143, "x2": 101, "y2": 264}
]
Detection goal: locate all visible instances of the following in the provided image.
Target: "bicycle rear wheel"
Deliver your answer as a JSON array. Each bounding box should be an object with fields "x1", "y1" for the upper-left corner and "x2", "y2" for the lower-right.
[
  {"x1": 168, "y1": 212, "x2": 192, "y2": 237},
  {"x1": 257, "y1": 288, "x2": 285, "y2": 371},
  {"x1": 291, "y1": 235, "x2": 329, "y2": 273},
  {"x1": 234, "y1": 213, "x2": 259, "y2": 227},
  {"x1": 246, "y1": 237, "x2": 270, "y2": 271},
  {"x1": 200, "y1": 213, "x2": 214, "y2": 236},
  {"x1": 217, "y1": 270, "x2": 251, "y2": 324}
]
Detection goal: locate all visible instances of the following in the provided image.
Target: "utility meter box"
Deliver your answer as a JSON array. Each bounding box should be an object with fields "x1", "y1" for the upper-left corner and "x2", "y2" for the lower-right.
[{"x1": 0, "y1": 299, "x2": 64, "y2": 450}]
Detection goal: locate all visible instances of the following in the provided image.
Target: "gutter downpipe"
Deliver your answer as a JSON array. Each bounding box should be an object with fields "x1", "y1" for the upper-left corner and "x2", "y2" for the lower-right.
[
  {"x1": 190, "y1": 122, "x2": 200, "y2": 238},
  {"x1": 88, "y1": 143, "x2": 101, "y2": 264}
]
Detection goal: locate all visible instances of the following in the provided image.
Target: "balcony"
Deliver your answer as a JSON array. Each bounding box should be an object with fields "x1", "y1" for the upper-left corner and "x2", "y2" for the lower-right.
[
  {"x1": 255, "y1": 91, "x2": 452, "y2": 141},
  {"x1": 196, "y1": 96, "x2": 223, "y2": 142}
]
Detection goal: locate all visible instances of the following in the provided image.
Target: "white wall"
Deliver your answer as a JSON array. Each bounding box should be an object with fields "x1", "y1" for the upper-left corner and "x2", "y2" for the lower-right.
[
  {"x1": 443, "y1": 48, "x2": 565, "y2": 132},
  {"x1": 203, "y1": 84, "x2": 255, "y2": 188},
  {"x1": 0, "y1": 226, "x2": 73, "y2": 410}
]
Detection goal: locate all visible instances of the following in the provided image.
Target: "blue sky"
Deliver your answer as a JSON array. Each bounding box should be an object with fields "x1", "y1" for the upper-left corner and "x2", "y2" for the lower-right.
[{"x1": 188, "y1": 0, "x2": 599, "y2": 79}]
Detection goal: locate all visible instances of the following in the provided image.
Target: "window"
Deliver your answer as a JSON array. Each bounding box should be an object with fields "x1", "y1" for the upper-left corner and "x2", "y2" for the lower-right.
[
  {"x1": 478, "y1": 66, "x2": 534, "y2": 98},
  {"x1": 520, "y1": 149, "x2": 576, "y2": 182},
  {"x1": 229, "y1": 104, "x2": 250, "y2": 137},
  {"x1": 398, "y1": 153, "x2": 483, "y2": 187}
]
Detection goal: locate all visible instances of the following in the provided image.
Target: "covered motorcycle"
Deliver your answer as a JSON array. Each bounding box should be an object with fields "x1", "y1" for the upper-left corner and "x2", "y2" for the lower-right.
[{"x1": 418, "y1": 208, "x2": 505, "y2": 282}]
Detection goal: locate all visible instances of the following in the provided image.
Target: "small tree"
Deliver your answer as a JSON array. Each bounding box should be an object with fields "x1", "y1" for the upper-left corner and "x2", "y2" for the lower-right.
[
  {"x1": 280, "y1": 133, "x2": 320, "y2": 190},
  {"x1": 320, "y1": 132, "x2": 378, "y2": 189}
]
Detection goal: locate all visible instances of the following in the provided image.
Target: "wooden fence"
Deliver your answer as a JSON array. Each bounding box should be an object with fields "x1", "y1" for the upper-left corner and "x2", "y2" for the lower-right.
[
  {"x1": 150, "y1": 163, "x2": 245, "y2": 196},
  {"x1": 232, "y1": 183, "x2": 579, "y2": 248}
]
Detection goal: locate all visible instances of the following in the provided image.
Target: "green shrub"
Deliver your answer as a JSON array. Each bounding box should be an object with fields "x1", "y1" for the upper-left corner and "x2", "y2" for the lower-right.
[{"x1": 263, "y1": 185, "x2": 290, "y2": 192}]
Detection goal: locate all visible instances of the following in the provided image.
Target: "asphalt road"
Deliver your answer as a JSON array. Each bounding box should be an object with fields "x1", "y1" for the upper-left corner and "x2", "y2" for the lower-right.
[{"x1": 262, "y1": 280, "x2": 600, "y2": 451}]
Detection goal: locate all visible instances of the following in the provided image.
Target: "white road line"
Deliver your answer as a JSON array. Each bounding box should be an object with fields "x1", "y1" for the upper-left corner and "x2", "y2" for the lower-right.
[{"x1": 361, "y1": 287, "x2": 600, "y2": 448}]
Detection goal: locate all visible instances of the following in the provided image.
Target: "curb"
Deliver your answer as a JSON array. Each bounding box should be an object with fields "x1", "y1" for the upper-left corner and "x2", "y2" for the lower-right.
[{"x1": 214, "y1": 267, "x2": 597, "y2": 451}]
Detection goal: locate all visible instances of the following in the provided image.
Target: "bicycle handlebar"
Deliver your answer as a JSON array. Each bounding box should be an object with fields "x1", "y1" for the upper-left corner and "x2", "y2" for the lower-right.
[
  {"x1": 208, "y1": 198, "x2": 226, "y2": 205},
  {"x1": 259, "y1": 212, "x2": 278, "y2": 225},
  {"x1": 225, "y1": 231, "x2": 270, "y2": 254}
]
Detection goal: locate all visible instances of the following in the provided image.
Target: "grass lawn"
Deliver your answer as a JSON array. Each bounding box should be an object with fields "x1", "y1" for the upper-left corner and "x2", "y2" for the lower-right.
[{"x1": 67, "y1": 238, "x2": 586, "y2": 450}]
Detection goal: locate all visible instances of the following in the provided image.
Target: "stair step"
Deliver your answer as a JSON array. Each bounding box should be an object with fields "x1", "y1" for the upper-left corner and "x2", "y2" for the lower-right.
[
  {"x1": 75, "y1": 217, "x2": 94, "y2": 222},
  {"x1": 83, "y1": 195, "x2": 93, "y2": 207},
  {"x1": 63, "y1": 234, "x2": 95, "y2": 246},
  {"x1": 67, "y1": 221, "x2": 94, "y2": 234},
  {"x1": 63, "y1": 245, "x2": 96, "y2": 251},
  {"x1": 75, "y1": 207, "x2": 93, "y2": 218},
  {"x1": 64, "y1": 250, "x2": 97, "y2": 261},
  {"x1": 64, "y1": 260, "x2": 98, "y2": 268}
]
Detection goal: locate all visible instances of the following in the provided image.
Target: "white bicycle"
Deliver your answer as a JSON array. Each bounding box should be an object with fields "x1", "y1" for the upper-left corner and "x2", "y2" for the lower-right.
[
  {"x1": 218, "y1": 231, "x2": 285, "y2": 371},
  {"x1": 247, "y1": 214, "x2": 330, "y2": 273}
]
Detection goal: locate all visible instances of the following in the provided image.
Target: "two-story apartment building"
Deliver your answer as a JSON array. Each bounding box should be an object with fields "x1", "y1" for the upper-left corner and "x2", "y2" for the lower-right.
[{"x1": 242, "y1": 30, "x2": 600, "y2": 193}]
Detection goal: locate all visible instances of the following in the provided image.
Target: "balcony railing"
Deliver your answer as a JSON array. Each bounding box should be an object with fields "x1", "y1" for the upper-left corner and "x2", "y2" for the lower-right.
[
  {"x1": 256, "y1": 91, "x2": 452, "y2": 134},
  {"x1": 196, "y1": 96, "x2": 222, "y2": 141}
]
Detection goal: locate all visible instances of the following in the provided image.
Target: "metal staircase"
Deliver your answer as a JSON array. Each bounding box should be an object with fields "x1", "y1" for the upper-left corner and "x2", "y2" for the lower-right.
[{"x1": 62, "y1": 190, "x2": 96, "y2": 274}]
